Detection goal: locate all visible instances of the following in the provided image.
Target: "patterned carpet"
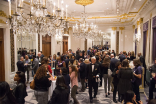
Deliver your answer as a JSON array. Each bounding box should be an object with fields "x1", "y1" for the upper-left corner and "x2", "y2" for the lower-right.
[{"x1": 23, "y1": 76, "x2": 148, "y2": 104}]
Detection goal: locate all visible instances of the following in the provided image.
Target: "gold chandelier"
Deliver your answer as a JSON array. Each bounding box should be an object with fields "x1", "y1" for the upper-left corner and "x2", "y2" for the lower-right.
[{"x1": 75, "y1": 0, "x2": 94, "y2": 6}]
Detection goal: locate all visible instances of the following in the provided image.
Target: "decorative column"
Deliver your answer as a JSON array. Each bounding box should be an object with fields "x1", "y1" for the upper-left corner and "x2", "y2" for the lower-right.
[
  {"x1": 10, "y1": 29, "x2": 15, "y2": 72},
  {"x1": 137, "y1": 18, "x2": 144, "y2": 92},
  {"x1": 133, "y1": 25, "x2": 135, "y2": 52},
  {"x1": 136, "y1": 18, "x2": 143, "y2": 54},
  {"x1": 119, "y1": 27, "x2": 125, "y2": 51},
  {"x1": 111, "y1": 27, "x2": 117, "y2": 51}
]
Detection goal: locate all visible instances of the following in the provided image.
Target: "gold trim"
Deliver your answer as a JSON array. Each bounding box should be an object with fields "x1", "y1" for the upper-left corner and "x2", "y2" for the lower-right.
[
  {"x1": 75, "y1": 0, "x2": 94, "y2": 6},
  {"x1": 0, "y1": 10, "x2": 7, "y2": 18},
  {"x1": 112, "y1": 27, "x2": 117, "y2": 31},
  {"x1": 23, "y1": 1, "x2": 30, "y2": 5},
  {"x1": 0, "y1": 19, "x2": 6, "y2": 24},
  {"x1": 140, "y1": 18, "x2": 143, "y2": 24},
  {"x1": 68, "y1": 27, "x2": 72, "y2": 30},
  {"x1": 138, "y1": 0, "x2": 148, "y2": 12},
  {"x1": 129, "y1": 12, "x2": 138, "y2": 14},
  {"x1": 119, "y1": 27, "x2": 125, "y2": 34},
  {"x1": 133, "y1": 25, "x2": 135, "y2": 29},
  {"x1": 150, "y1": 13, "x2": 152, "y2": 18}
]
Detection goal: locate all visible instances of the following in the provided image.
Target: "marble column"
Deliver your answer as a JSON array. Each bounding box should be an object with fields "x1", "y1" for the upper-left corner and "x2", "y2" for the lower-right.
[{"x1": 111, "y1": 27, "x2": 117, "y2": 51}]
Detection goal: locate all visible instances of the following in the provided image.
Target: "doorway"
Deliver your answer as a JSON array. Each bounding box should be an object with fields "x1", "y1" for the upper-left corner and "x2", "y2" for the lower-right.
[
  {"x1": 63, "y1": 36, "x2": 68, "y2": 54},
  {"x1": 42, "y1": 35, "x2": 51, "y2": 57},
  {"x1": 0, "y1": 28, "x2": 5, "y2": 81}
]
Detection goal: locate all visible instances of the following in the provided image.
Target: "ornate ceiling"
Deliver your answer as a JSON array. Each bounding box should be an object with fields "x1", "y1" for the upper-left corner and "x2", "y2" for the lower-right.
[{"x1": 63, "y1": 0, "x2": 147, "y2": 24}]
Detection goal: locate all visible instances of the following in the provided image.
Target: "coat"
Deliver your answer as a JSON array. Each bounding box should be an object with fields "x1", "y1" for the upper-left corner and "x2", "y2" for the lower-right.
[
  {"x1": 112, "y1": 68, "x2": 119, "y2": 86},
  {"x1": 110, "y1": 58, "x2": 119, "y2": 72},
  {"x1": 79, "y1": 62, "x2": 86, "y2": 79},
  {"x1": 117, "y1": 68, "x2": 134, "y2": 94},
  {"x1": 85, "y1": 63, "x2": 100, "y2": 80},
  {"x1": 49, "y1": 86, "x2": 69, "y2": 104},
  {"x1": 13, "y1": 83, "x2": 27, "y2": 104}
]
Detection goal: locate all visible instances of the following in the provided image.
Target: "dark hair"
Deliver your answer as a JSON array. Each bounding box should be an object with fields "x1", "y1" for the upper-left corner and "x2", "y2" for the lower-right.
[
  {"x1": 16, "y1": 71, "x2": 26, "y2": 89},
  {"x1": 56, "y1": 75, "x2": 67, "y2": 88},
  {"x1": 49, "y1": 55, "x2": 52, "y2": 58},
  {"x1": 122, "y1": 59, "x2": 129, "y2": 68},
  {"x1": 79, "y1": 58, "x2": 83, "y2": 62},
  {"x1": 133, "y1": 59, "x2": 141, "y2": 67},
  {"x1": 66, "y1": 56, "x2": 69, "y2": 59},
  {"x1": 41, "y1": 57, "x2": 48, "y2": 65},
  {"x1": 0, "y1": 81, "x2": 10, "y2": 98},
  {"x1": 57, "y1": 52, "x2": 60, "y2": 56},
  {"x1": 72, "y1": 55, "x2": 75, "y2": 60},
  {"x1": 32, "y1": 55, "x2": 36, "y2": 58},
  {"x1": 96, "y1": 56, "x2": 99, "y2": 61},
  {"x1": 124, "y1": 90, "x2": 135, "y2": 104},
  {"x1": 61, "y1": 67, "x2": 68, "y2": 75},
  {"x1": 148, "y1": 99, "x2": 156, "y2": 104},
  {"x1": 115, "y1": 61, "x2": 121, "y2": 69},
  {"x1": 60, "y1": 55, "x2": 64, "y2": 61}
]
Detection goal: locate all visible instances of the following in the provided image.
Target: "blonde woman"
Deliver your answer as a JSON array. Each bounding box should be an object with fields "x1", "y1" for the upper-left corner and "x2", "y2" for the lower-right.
[{"x1": 130, "y1": 51, "x2": 136, "y2": 60}]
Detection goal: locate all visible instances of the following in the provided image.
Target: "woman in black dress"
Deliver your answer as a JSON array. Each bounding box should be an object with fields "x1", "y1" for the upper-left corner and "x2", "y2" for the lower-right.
[
  {"x1": 112, "y1": 61, "x2": 121, "y2": 103},
  {"x1": 118, "y1": 59, "x2": 134, "y2": 102}
]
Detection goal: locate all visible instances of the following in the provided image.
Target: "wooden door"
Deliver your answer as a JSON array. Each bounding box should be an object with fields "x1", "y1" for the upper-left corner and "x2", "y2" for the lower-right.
[
  {"x1": 42, "y1": 35, "x2": 51, "y2": 57},
  {"x1": 0, "y1": 28, "x2": 5, "y2": 81},
  {"x1": 63, "y1": 36, "x2": 68, "y2": 54}
]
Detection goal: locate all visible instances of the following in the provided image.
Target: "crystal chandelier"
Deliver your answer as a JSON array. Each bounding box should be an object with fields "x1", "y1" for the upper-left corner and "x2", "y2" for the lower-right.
[{"x1": 7, "y1": 0, "x2": 69, "y2": 37}]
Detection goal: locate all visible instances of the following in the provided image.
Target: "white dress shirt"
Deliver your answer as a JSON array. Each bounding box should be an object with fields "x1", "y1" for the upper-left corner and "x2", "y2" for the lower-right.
[{"x1": 92, "y1": 64, "x2": 94, "y2": 72}]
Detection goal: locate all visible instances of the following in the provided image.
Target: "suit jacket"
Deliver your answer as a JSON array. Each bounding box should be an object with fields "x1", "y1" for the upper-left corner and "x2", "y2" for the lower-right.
[
  {"x1": 110, "y1": 58, "x2": 119, "y2": 72},
  {"x1": 65, "y1": 59, "x2": 69, "y2": 69},
  {"x1": 17, "y1": 61, "x2": 25, "y2": 72},
  {"x1": 119, "y1": 54, "x2": 126, "y2": 62},
  {"x1": 24, "y1": 59, "x2": 31, "y2": 69},
  {"x1": 32, "y1": 58, "x2": 39, "y2": 71},
  {"x1": 79, "y1": 62, "x2": 86, "y2": 79},
  {"x1": 85, "y1": 63, "x2": 100, "y2": 80}
]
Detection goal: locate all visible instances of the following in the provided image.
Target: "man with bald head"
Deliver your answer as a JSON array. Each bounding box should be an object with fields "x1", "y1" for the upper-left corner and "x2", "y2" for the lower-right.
[
  {"x1": 37, "y1": 52, "x2": 44, "y2": 63},
  {"x1": 86, "y1": 57, "x2": 100, "y2": 103},
  {"x1": 17, "y1": 56, "x2": 26, "y2": 73}
]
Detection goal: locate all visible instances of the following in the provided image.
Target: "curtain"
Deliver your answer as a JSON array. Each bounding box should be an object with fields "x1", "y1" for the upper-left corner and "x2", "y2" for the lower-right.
[
  {"x1": 153, "y1": 28, "x2": 156, "y2": 62},
  {"x1": 143, "y1": 31, "x2": 147, "y2": 58},
  {"x1": 135, "y1": 29, "x2": 137, "y2": 55}
]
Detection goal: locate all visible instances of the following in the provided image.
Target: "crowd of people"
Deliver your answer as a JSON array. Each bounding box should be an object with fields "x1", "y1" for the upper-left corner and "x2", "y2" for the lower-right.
[{"x1": 0, "y1": 45, "x2": 156, "y2": 104}]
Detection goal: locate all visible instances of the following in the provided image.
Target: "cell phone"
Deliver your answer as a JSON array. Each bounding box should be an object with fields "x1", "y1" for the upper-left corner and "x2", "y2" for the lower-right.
[{"x1": 52, "y1": 67, "x2": 55, "y2": 69}]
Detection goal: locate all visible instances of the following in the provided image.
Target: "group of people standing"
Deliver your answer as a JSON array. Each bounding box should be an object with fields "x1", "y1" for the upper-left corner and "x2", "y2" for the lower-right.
[{"x1": 1, "y1": 46, "x2": 156, "y2": 104}]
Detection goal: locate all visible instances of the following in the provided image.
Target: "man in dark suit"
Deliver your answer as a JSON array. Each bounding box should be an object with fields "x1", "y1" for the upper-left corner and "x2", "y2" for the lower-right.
[
  {"x1": 79, "y1": 58, "x2": 86, "y2": 92},
  {"x1": 86, "y1": 57, "x2": 100, "y2": 103},
  {"x1": 17, "y1": 56, "x2": 26, "y2": 73},
  {"x1": 110, "y1": 54, "x2": 119, "y2": 92},
  {"x1": 119, "y1": 51, "x2": 126, "y2": 62},
  {"x1": 110, "y1": 54, "x2": 119, "y2": 72}
]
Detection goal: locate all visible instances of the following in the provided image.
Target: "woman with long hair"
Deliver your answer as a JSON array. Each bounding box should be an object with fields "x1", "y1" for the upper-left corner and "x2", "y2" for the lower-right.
[
  {"x1": 69, "y1": 55, "x2": 78, "y2": 66},
  {"x1": 101, "y1": 57, "x2": 111, "y2": 97},
  {"x1": 34, "y1": 65, "x2": 52, "y2": 104},
  {"x1": 69, "y1": 65, "x2": 79, "y2": 104},
  {"x1": 127, "y1": 52, "x2": 131, "y2": 60},
  {"x1": 130, "y1": 51, "x2": 136, "y2": 61},
  {"x1": 49, "y1": 75, "x2": 69, "y2": 104},
  {"x1": 0, "y1": 81, "x2": 17, "y2": 104},
  {"x1": 112, "y1": 61, "x2": 121, "y2": 103},
  {"x1": 13, "y1": 71, "x2": 27, "y2": 104},
  {"x1": 124, "y1": 90, "x2": 143, "y2": 104},
  {"x1": 118, "y1": 59, "x2": 134, "y2": 102},
  {"x1": 132, "y1": 59, "x2": 142, "y2": 102}
]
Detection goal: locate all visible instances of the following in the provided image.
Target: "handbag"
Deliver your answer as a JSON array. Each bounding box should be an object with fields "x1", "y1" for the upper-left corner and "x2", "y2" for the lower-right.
[
  {"x1": 30, "y1": 75, "x2": 36, "y2": 90},
  {"x1": 108, "y1": 69, "x2": 112, "y2": 76}
]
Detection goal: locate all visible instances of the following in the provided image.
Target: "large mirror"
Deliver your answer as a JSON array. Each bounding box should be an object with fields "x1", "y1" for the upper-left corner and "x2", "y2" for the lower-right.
[{"x1": 16, "y1": 33, "x2": 36, "y2": 60}]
